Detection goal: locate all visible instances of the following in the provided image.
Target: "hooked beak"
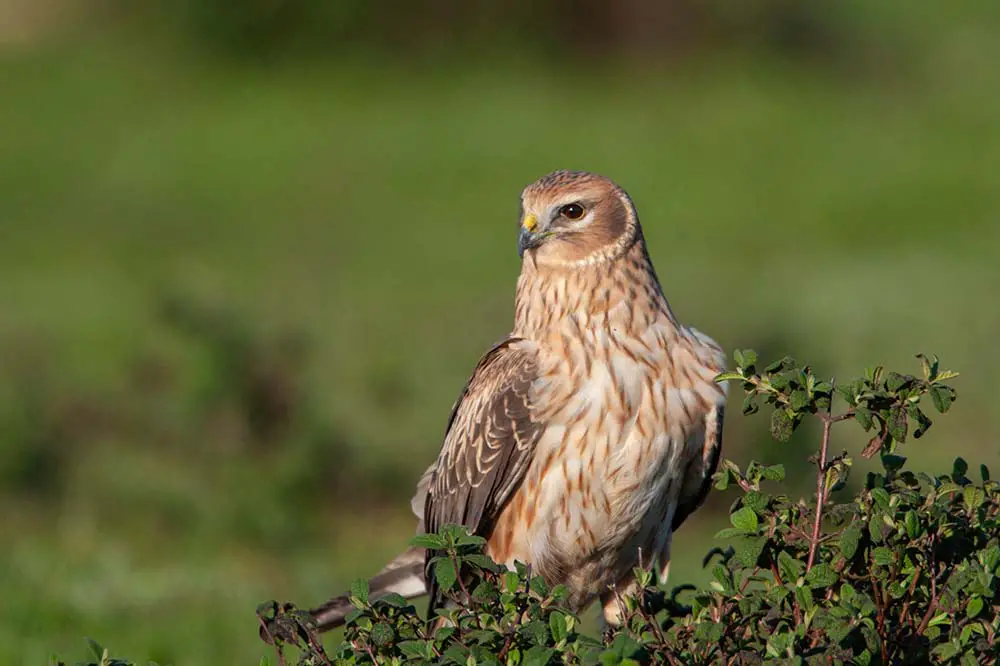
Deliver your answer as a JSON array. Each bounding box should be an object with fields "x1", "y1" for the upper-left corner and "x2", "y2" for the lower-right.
[{"x1": 518, "y1": 213, "x2": 541, "y2": 258}]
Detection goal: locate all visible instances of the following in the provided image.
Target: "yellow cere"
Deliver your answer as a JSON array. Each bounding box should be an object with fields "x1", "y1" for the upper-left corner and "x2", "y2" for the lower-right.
[{"x1": 522, "y1": 214, "x2": 538, "y2": 232}]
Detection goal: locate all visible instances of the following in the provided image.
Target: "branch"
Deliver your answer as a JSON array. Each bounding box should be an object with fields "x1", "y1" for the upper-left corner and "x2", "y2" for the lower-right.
[{"x1": 806, "y1": 415, "x2": 835, "y2": 572}]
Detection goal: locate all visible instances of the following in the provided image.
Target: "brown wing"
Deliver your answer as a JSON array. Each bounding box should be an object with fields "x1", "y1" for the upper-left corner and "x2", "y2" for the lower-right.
[
  {"x1": 672, "y1": 404, "x2": 725, "y2": 531},
  {"x1": 421, "y1": 338, "x2": 542, "y2": 610},
  {"x1": 423, "y1": 337, "x2": 541, "y2": 537}
]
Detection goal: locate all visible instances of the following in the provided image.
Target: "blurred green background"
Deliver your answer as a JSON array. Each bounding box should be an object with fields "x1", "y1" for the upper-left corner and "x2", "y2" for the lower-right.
[{"x1": 1, "y1": 0, "x2": 998, "y2": 663}]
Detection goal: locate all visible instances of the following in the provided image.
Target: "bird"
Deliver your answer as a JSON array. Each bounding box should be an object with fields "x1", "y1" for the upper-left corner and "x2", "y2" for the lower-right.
[{"x1": 266, "y1": 169, "x2": 727, "y2": 639}]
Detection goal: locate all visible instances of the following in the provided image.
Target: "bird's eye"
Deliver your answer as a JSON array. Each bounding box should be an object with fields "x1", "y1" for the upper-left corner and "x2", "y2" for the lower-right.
[{"x1": 560, "y1": 203, "x2": 585, "y2": 220}]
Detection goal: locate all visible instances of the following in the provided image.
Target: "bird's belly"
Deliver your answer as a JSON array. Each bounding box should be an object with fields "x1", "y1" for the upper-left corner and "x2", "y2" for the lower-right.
[
  {"x1": 485, "y1": 329, "x2": 721, "y2": 609},
  {"x1": 489, "y1": 375, "x2": 686, "y2": 607}
]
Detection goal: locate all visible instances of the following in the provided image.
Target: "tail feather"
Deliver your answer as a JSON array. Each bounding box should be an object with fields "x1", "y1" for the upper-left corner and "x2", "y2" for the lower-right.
[{"x1": 309, "y1": 547, "x2": 427, "y2": 632}]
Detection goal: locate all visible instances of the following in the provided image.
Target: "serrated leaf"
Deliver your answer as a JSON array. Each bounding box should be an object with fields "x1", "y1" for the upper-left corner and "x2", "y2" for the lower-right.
[
  {"x1": 714, "y1": 527, "x2": 745, "y2": 540},
  {"x1": 379, "y1": 592, "x2": 408, "y2": 608},
  {"x1": 434, "y1": 558, "x2": 458, "y2": 592},
  {"x1": 778, "y1": 550, "x2": 804, "y2": 582},
  {"x1": 790, "y1": 389, "x2": 811, "y2": 411},
  {"x1": 840, "y1": 522, "x2": 862, "y2": 559},
  {"x1": 806, "y1": 563, "x2": 837, "y2": 588},
  {"x1": 730, "y1": 506, "x2": 759, "y2": 532},
  {"x1": 735, "y1": 536, "x2": 767, "y2": 568},
  {"x1": 410, "y1": 533, "x2": 447, "y2": 549},
  {"x1": 350, "y1": 578, "x2": 369, "y2": 605}
]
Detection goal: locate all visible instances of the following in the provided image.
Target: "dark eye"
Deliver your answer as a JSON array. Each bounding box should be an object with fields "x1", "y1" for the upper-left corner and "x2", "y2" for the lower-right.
[{"x1": 560, "y1": 203, "x2": 585, "y2": 220}]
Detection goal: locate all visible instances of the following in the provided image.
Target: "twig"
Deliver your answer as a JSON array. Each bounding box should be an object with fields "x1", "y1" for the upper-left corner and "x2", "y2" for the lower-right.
[{"x1": 806, "y1": 415, "x2": 835, "y2": 572}]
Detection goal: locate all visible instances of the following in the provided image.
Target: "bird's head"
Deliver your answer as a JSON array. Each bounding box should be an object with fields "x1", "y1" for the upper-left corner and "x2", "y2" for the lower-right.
[{"x1": 517, "y1": 170, "x2": 640, "y2": 267}]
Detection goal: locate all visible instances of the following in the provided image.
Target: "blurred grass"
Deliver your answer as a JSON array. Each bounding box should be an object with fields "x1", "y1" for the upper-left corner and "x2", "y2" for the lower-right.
[{"x1": 1, "y1": 2, "x2": 999, "y2": 663}]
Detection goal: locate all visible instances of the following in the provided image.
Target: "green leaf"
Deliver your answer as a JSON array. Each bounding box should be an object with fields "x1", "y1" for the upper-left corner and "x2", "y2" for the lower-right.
[
  {"x1": 796, "y1": 584, "x2": 815, "y2": 612},
  {"x1": 730, "y1": 506, "x2": 759, "y2": 533},
  {"x1": 790, "y1": 389, "x2": 811, "y2": 411},
  {"x1": 880, "y1": 453, "x2": 907, "y2": 473},
  {"x1": 761, "y1": 464, "x2": 786, "y2": 481},
  {"x1": 86, "y1": 639, "x2": 105, "y2": 662},
  {"x1": 350, "y1": 578, "x2": 369, "y2": 605},
  {"x1": 734, "y1": 349, "x2": 757, "y2": 369},
  {"x1": 382, "y1": 594, "x2": 412, "y2": 612},
  {"x1": 953, "y1": 457, "x2": 969, "y2": 478},
  {"x1": 549, "y1": 611, "x2": 569, "y2": 643},
  {"x1": 907, "y1": 404, "x2": 932, "y2": 439},
  {"x1": 854, "y1": 406, "x2": 874, "y2": 431},
  {"x1": 370, "y1": 622, "x2": 395, "y2": 647},
  {"x1": 410, "y1": 533, "x2": 447, "y2": 549},
  {"x1": 778, "y1": 550, "x2": 804, "y2": 582},
  {"x1": 904, "y1": 510, "x2": 920, "y2": 539},
  {"x1": 836, "y1": 385, "x2": 856, "y2": 405},
  {"x1": 715, "y1": 371, "x2": 745, "y2": 383},
  {"x1": 434, "y1": 558, "x2": 458, "y2": 592},
  {"x1": 885, "y1": 372, "x2": 912, "y2": 392},
  {"x1": 522, "y1": 646, "x2": 556, "y2": 666},
  {"x1": 714, "y1": 527, "x2": 746, "y2": 540},
  {"x1": 872, "y1": 547, "x2": 893, "y2": 567},
  {"x1": 840, "y1": 522, "x2": 862, "y2": 559},
  {"x1": 966, "y1": 595, "x2": 984, "y2": 619},
  {"x1": 766, "y1": 356, "x2": 795, "y2": 373},
  {"x1": 742, "y1": 393, "x2": 759, "y2": 415},
  {"x1": 930, "y1": 385, "x2": 954, "y2": 413},
  {"x1": 770, "y1": 409, "x2": 795, "y2": 442},
  {"x1": 806, "y1": 563, "x2": 837, "y2": 588},
  {"x1": 399, "y1": 640, "x2": 435, "y2": 660},
  {"x1": 735, "y1": 536, "x2": 767, "y2": 568},
  {"x1": 887, "y1": 405, "x2": 908, "y2": 443},
  {"x1": 931, "y1": 641, "x2": 960, "y2": 659},
  {"x1": 963, "y1": 486, "x2": 985, "y2": 510}
]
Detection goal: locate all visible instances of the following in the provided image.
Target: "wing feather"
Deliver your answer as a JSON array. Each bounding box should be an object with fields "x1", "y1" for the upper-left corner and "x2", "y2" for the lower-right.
[
  {"x1": 419, "y1": 337, "x2": 542, "y2": 611},
  {"x1": 672, "y1": 404, "x2": 725, "y2": 531},
  {"x1": 423, "y1": 337, "x2": 541, "y2": 536}
]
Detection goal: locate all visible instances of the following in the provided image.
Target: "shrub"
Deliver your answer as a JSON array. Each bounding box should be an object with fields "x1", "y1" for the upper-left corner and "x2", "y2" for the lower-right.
[{"x1": 64, "y1": 351, "x2": 1000, "y2": 665}]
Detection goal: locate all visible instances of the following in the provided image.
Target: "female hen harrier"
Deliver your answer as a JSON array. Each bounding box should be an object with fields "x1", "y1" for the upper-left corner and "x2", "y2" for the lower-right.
[{"x1": 271, "y1": 170, "x2": 727, "y2": 635}]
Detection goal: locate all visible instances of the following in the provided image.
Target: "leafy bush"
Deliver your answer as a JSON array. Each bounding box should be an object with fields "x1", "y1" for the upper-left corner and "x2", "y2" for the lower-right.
[{"x1": 63, "y1": 351, "x2": 1000, "y2": 665}]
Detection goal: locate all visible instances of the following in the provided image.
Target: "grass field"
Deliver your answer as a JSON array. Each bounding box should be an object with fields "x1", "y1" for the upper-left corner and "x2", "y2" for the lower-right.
[{"x1": 1, "y1": 5, "x2": 999, "y2": 663}]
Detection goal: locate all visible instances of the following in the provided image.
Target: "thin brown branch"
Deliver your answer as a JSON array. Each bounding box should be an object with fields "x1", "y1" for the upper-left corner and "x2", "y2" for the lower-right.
[{"x1": 806, "y1": 417, "x2": 834, "y2": 572}]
